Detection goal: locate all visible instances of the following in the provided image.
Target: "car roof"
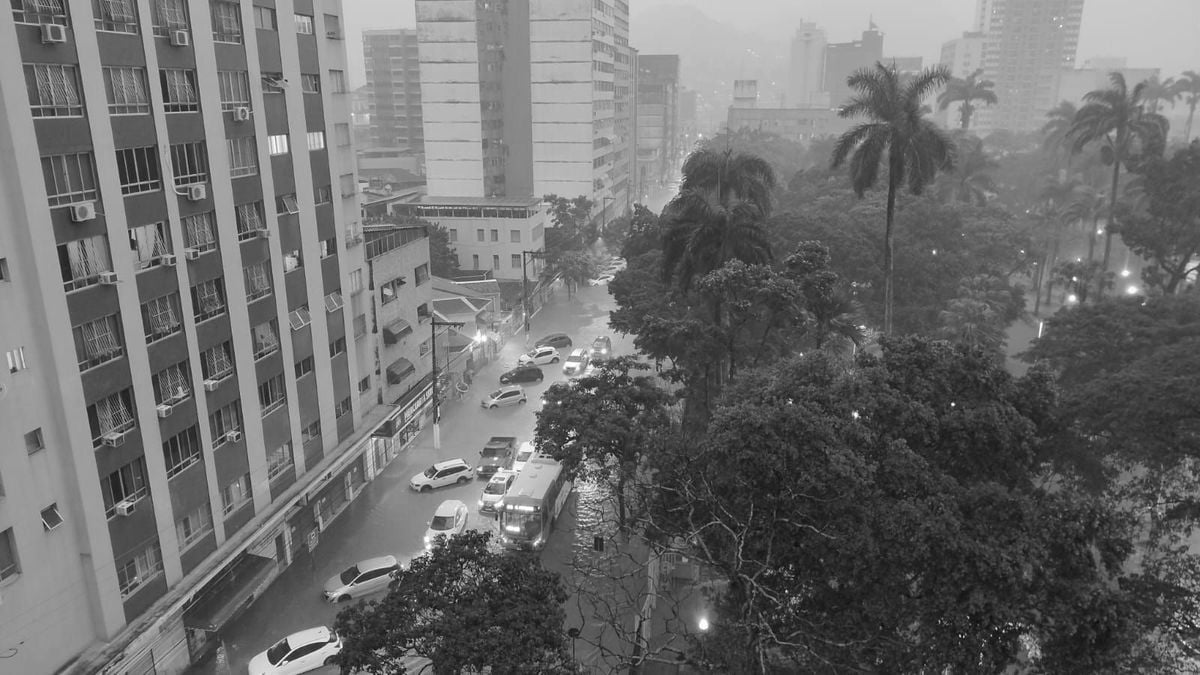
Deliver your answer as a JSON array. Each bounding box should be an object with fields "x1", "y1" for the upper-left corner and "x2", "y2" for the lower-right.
[
  {"x1": 536, "y1": 345, "x2": 556, "y2": 351},
  {"x1": 434, "y1": 499, "x2": 467, "y2": 516},
  {"x1": 568, "y1": 348, "x2": 587, "y2": 357},
  {"x1": 592, "y1": 336, "x2": 610, "y2": 342},
  {"x1": 432, "y1": 459, "x2": 469, "y2": 470},
  {"x1": 489, "y1": 470, "x2": 516, "y2": 483},
  {"x1": 497, "y1": 384, "x2": 523, "y2": 393},
  {"x1": 542, "y1": 332, "x2": 567, "y2": 339},
  {"x1": 285, "y1": 626, "x2": 331, "y2": 646},
  {"x1": 358, "y1": 555, "x2": 399, "y2": 571}
]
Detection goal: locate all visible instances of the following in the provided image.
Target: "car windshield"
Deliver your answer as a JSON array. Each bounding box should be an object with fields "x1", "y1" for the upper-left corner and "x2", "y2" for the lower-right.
[
  {"x1": 516, "y1": 448, "x2": 532, "y2": 462},
  {"x1": 524, "y1": 350, "x2": 539, "y2": 358},
  {"x1": 567, "y1": 355, "x2": 583, "y2": 363},
  {"x1": 266, "y1": 639, "x2": 291, "y2": 665},
  {"x1": 339, "y1": 565, "x2": 359, "y2": 585},
  {"x1": 488, "y1": 389, "x2": 503, "y2": 399},
  {"x1": 431, "y1": 515, "x2": 453, "y2": 530},
  {"x1": 482, "y1": 448, "x2": 504, "y2": 459},
  {"x1": 485, "y1": 481, "x2": 507, "y2": 495},
  {"x1": 423, "y1": 467, "x2": 437, "y2": 478}
]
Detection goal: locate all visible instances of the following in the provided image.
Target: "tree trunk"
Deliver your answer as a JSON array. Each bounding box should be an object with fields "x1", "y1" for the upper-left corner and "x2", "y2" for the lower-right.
[
  {"x1": 960, "y1": 100, "x2": 973, "y2": 130},
  {"x1": 1099, "y1": 161, "x2": 1121, "y2": 298},
  {"x1": 884, "y1": 166, "x2": 899, "y2": 334},
  {"x1": 616, "y1": 470, "x2": 627, "y2": 531},
  {"x1": 1087, "y1": 214, "x2": 1099, "y2": 263},
  {"x1": 1186, "y1": 103, "x2": 1196, "y2": 143}
]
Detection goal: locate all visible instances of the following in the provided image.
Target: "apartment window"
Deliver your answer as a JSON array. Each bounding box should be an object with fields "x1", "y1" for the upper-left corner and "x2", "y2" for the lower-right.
[
  {"x1": 301, "y1": 74, "x2": 320, "y2": 94},
  {"x1": 262, "y1": 71, "x2": 285, "y2": 93},
  {"x1": 324, "y1": 13, "x2": 341, "y2": 37},
  {"x1": 25, "y1": 428, "x2": 45, "y2": 454},
  {"x1": 417, "y1": 303, "x2": 430, "y2": 321},
  {"x1": 414, "y1": 263, "x2": 429, "y2": 286},
  {"x1": 335, "y1": 123, "x2": 350, "y2": 147},
  {"x1": 41, "y1": 503, "x2": 64, "y2": 531},
  {"x1": 352, "y1": 314, "x2": 366, "y2": 338},
  {"x1": 510, "y1": 229, "x2": 522, "y2": 243},
  {"x1": 175, "y1": 503, "x2": 212, "y2": 550},
  {"x1": 41, "y1": 152, "x2": 98, "y2": 207},
  {"x1": 103, "y1": 67, "x2": 149, "y2": 116},
  {"x1": 294, "y1": 13, "x2": 313, "y2": 34},
  {"x1": 307, "y1": 131, "x2": 326, "y2": 151},
  {"x1": 5, "y1": 348, "x2": 27, "y2": 373},
  {"x1": 235, "y1": 201, "x2": 265, "y2": 240},
  {"x1": 171, "y1": 142, "x2": 208, "y2": 184},
  {"x1": 283, "y1": 249, "x2": 302, "y2": 272},
  {"x1": 217, "y1": 70, "x2": 251, "y2": 110},
  {"x1": 252, "y1": 5, "x2": 275, "y2": 29},
  {"x1": 211, "y1": 0, "x2": 242, "y2": 43},
  {"x1": 329, "y1": 337, "x2": 346, "y2": 358},
  {"x1": 251, "y1": 319, "x2": 280, "y2": 359},
  {"x1": 257, "y1": 373, "x2": 286, "y2": 412},
  {"x1": 151, "y1": 0, "x2": 189, "y2": 36},
  {"x1": 449, "y1": 229, "x2": 457, "y2": 242},
  {"x1": 472, "y1": 254, "x2": 479, "y2": 269},
  {"x1": 320, "y1": 238, "x2": 335, "y2": 258},
  {"x1": 72, "y1": 314, "x2": 123, "y2": 371},
  {"x1": 511, "y1": 254, "x2": 521, "y2": 269},
  {"x1": 348, "y1": 269, "x2": 363, "y2": 294},
  {"x1": 243, "y1": 262, "x2": 272, "y2": 302},
  {"x1": 141, "y1": 293, "x2": 182, "y2": 342},
  {"x1": 23, "y1": 64, "x2": 83, "y2": 118},
  {"x1": 490, "y1": 229, "x2": 499, "y2": 242},
  {"x1": 93, "y1": 0, "x2": 138, "y2": 33},
  {"x1": 160, "y1": 69, "x2": 198, "y2": 112},
  {"x1": 277, "y1": 193, "x2": 299, "y2": 214},
  {"x1": 315, "y1": 185, "x2": 332, "y2": 204},
  {"x1": 117, "y1": 542, "x2": 163, "y2": 598},
  {"x1": 57, "y1": 235, "x2": 112, "y2": 291},
  {"x1": 335, "y1": 396, "x2": 352, "y2": 418},
  {"x1": 419, "y1": 339, "x2": 430, "y2": 356},
  {"x1": 227, "y1": 137, "x2": 258, "y2": 178},
  {"x1": 357, "y1": 376, "x2": 370, "y2": 394},
  {"x1": 201, "y1": 342, "x2": 234, "y2": 381},
  {"x1": 183, "y1": 211, "x2": 217, "y2": 253},
  {"x1": 267, "y1": 134, "x2": 289, "y2": 156},
  {"x1": 0, "y1": 529, "x2": 17, "y2": 581},
  {"x1": 301, "y1": 420, "x2": 320, "y2": 445},
  {"x1": 99, "y1": 457, "x2": 146, "y2": 517},
  {"x1": 209, "y1": 400, "x2": 242, "y2": 443},
  {"x1": 12, "y1": 0, "x2": 68, "y2": 25},
  {"x1": 267, "y1": 443, "x2": 294, "y2": 481},
  {"x1": 294, "y1": 356, "x2": 313, "y2": 379},
  {"x1": 492, "y1": 254, "x2": 500, "y2": 270},
  {"x1": 191, "y1": 278, "x2": 226, "y2": 322},
  {"x1": 328, "y1": 69, "x2": 347, "y2": 93},
  {"x1": 339, "y1": 173, "x2": 355, "y2": 197},
  {"x1": 115, "y1": 147, "x2": 162, "y2": 195},
  {"x1": 129, "y1": 222, "x2": 171, "y2": 269},
  {"x1": 221, "y1": 473, "x2": 251, "y2": 514},
  {"x1": 88, "y1": 389, "x2": 136, "y2": 447},
  {"x1": 380, "y1": 276, "x2": 404, "y2": 305},
  {"x1": 163, "y1": 426, "x2": 201, "y2": 478},
  {"x1": 153, "y1": 361, "x2": 191, "y2": 406}
]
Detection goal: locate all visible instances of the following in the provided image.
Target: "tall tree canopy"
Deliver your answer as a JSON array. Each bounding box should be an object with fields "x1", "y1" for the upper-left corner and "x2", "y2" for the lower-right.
[
  {"x1": 1116, "y1": 141, "x2": 1200, "y2": 293},
  {"x1": 937, "y1": 68, "x2": 999, "y2": 130},
  {"x1": 1174, "y1": 70, "x2": 1200, "y2": 142}
]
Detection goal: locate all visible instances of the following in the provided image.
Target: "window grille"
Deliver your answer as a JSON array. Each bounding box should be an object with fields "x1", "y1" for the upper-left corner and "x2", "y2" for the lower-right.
[
  {"x1": 74, "y1": 315, "x2": 123, "y2": 370},
  {"x1": 41, "y1": 152, "x2": 98, "y2": 207},
  {"x1": 103, "y1": 67, "x2": 150, "y2": 115},
  {"x1": 143, "y1": 294, "x2": 181, "y2": 341},
  {"x1": 94, "y1": 0, "x2": 138, "y2": 33},
  {"x1": 151, "y1": 0, "x2": 188, "y2": 35},
  {"x1": 59, "y1": 235, "x2": 111, "y2": 291},
  {"x1": 160, "y1": 69, "x2": 198, "y2": 113},
  {"x1": 183, "y1": 212, "x2": 217, "y2": 252},
  {"x1": 24, "y1": 64, "x2": 83, "y2": 118},
  {"x1": 244, "y1": 263, "x2": 271, "y2": 301}
]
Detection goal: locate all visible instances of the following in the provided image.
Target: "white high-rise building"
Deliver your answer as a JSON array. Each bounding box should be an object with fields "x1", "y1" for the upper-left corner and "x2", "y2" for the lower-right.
[{"x1": 787, "y1": 21, "x2": 829, "y2": 108}]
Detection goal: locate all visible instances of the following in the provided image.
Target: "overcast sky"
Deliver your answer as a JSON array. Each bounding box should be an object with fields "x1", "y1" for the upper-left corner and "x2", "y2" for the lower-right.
[{"x1": 343, "y1": 0, "x2": 1200, "y2": 87}]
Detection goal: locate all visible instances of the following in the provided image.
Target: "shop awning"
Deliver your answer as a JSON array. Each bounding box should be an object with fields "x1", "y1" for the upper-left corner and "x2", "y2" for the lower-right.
[
  {"x1": 387, "y1": 357, "x2": 416, "y2": 385},
  {"x1": 182, "y1": 553, "x2": 275, "y2": 632},
  {"x1": 383, "y1": 319, "x2": 413, "y2": 345}
]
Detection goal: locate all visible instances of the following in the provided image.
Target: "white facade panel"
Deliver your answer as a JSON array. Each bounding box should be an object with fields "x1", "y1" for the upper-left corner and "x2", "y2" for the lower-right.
[
  {"x1": 421, "y1": 82, "x2": 484, "y2": 102},
  {"x1": 530, "y1": 43, "x2": 593, "y2": 63},
  {"x1": 424, "y1": 122, "x2": 492, "y2": 142},
  {"x1": 418, "y1": 21, "x2": 480, "y2": 43},
  {"x1": 425, "y1": 140, "x2": 486, "y2": 161},
  {"x1": 529, "y1": 20, "x2": 591, "y2": 41},
  {"x1": 418, "y1": 42, "x2": 481, "y2": 62},
  {"x1": 533, "y1": 142, "x2": 593, "y2": 161},
  {"x1": 532, "y1": 103, "x2": 593, "y2": 123},
  {"x1": 427, "y1": 179, "x2": 488, "y2": 198},
  {"x1": 533, "y1": 159, "x2": 594, "y2": 181},
  {"x1": 422, "y1": 102, "x2": 486, "y2": 122},
  {"x1": 415, "y1": 0, "x2": 478, "y2": 22},
  {"x1": 533, "y1": 123, "x2": 593, "y2": 143},
  {"x1": 530, "y1": 82, "x2": 593, "y2": 103},
  {"x1": 530, "y1": 0, "x2": 591, "y2": 18},
  {"x1": 420, "y1": 62, "x2": 481, "y2": 83},
  {"x1": 534, "y1": 177, "x2": 595, "y2": 197}
]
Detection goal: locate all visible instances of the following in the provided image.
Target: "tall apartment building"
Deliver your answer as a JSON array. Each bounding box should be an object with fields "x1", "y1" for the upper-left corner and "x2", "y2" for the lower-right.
[
  {"x1": 636, "y1": 54, "x2": 679, "y2": 198},
  {"x1": 0, "y1": 1, "x2": 391, "y2": 672},
  {"x1": 972, "y1": 0, "x2": 1086, "y2": 132},
  {"x1": 362, "y1": 29, "x2": 423, "y2": 153},
  {"x1": 938, "y1": 31, "x2": 987, "y2": 128},
  {"x1": 787, "y1": 21, "x2": 828, "y2": 108},
  {"x1": 823, "y1": 26, "x2": 883, "y2": 108}
]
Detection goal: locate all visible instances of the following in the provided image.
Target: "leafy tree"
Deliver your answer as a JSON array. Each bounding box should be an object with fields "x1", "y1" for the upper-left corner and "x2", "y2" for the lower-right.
[
  {"x1": 937, "y1": 274, "x2": 1011, "y2": 355},
  {"x1": 1140, "y1": 74, "x2": 1179, "y2": 115},
  {"x1": 1174, "y1": 70, "x2": 1200, "y2": 142},
  {"x1": 831, "y1": 62, "x2": 956, "y2": 333},
  {"x1": 697, "y1": 127, "x2": 808, "y2": 179},
  {"x1": 542, "y1": 194, "x2": 597, "y2": 253},
  {"x1": 426, "y1": 222, "x2": 460, "y2": 278},
  {"x1": 1041, "y1": 100, "x2": 1079, "y2": 160},
  {"x1": 784, "y1": 242, "x2": 866, "y2": 352},
  {"x1": 1062, "y1": 184, "x2": 1108, "y2": 265},
  {"x1": 333, "y1": 530, "x2": 573, "y2": 675},
  {"x1": 550, "y1": 250, "x2": 595, "y2": 298},
  {"x1": 1052, "y1": 258, "x2": 1110, "y2": 304},
  {"x1": 936, "y1": 133, "x2": 998, "y2": 206},
  {"x1": 936, "y1": 68, "x2": 999, "y2": 130},
  {"x1": 693, "y1": 260, "x2": 806, "y2": 376},
  {"x1": 619, "y1": 203, "x2": 661, "y2": 259},
  {"x1": 1067, "y1": 72, "x2": 1170, "y2": 296},
  {"x1": 1116, "y1": 141, "x2": 1200, "y2": 293},
  {"x1": 534, "y1": 357, "x2": 675, "y2": 527}
]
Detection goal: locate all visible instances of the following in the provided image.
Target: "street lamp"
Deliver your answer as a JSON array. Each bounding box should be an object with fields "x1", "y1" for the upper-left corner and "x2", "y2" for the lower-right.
[
  {"x1": 521, "y1": 249, "x2": 548, "y2": 341},
  {"x1": 429, "y1": 318, "x2": 464, "y2": 450}
]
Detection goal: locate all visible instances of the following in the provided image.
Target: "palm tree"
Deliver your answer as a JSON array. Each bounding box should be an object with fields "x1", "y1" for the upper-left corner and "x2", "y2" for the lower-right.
[
  {"x1": 1067, "y1": 72, "x2": 1169, "y2": 297},
  {"x1": 1031, "y1": 176, "x2": 1084, "y2": 314},
  {"x1": 660, "y1": 148, "x2": 776, "y2": 291},
  {"x1": 831, "y1": 62, "x2": 956, "y2": 334},
  {"x1": 937, "y1": 134, "x2": 998, "y2": 206},
  {"x1": 937, "y1": 69, "x2": 999, "y2": 131},
  {"x1": 1060, "y1": 186, "x2": 1108, "y2": 264},
  {"x1": 1174, "y1": 71, "x2": 1200, "y2": 142},
  {"x1": 1140, "y1": 74, "x2": 1178, "y2": 115},
  {"x1": 1041, "y1": 101, "x2": 1078, "y2": 167}
]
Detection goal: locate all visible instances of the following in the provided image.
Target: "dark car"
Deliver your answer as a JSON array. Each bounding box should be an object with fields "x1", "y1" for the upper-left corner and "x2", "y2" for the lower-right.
[
  {"x1": 535, "y1": 333, "x2": 573, "y2": 350},
  {"x1": 499, "y1": 365, "x2": 544, "y2": 384},
  {"x1": 477, "y1": 445, "x2": 515, "y2": 476},
  {"x1": 590, "y1": 336, "x2": 613, "y2": 361}
]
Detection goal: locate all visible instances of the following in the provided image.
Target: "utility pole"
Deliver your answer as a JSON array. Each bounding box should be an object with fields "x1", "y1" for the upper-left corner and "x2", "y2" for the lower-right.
[
  {"x1": 429, "y1": 318, "x2": 464, "y2": 449},
  {"x1": 521, "y1": 249, "x2": 547, "y2": 342}
]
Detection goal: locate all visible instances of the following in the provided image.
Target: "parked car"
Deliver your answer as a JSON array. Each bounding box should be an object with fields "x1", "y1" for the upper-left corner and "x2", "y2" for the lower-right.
[
  {"x1": 481, "y1": 385, "x2": 527, "y2": 409},
  {"x1": 517, "y1": 345, "x2": 560, "y2": 366},
  {"x1": 588, "y1": 274, "x2": 615, "y2": 286},
  {"x1": 590, "y1": 336, "x2": 613, "y2": 361},
  {"x1": 478, "y1": 470, "x2": 517, "y2": 512},
  {"x1": 477, "y1": 436, "x2": 517, "y2": 475},
  {"x1": 535, "y1": 333, "x2": 573, "y2": 350},
  {"x1": 424, "y1": 500, "x2": 469, "y2": 550},
  {"x1": 249, "y1": 626, "x2": 342, "y2": 675},
  {"x1": 562, "y1": 349, "x2": 590, "y2": 376},
  {"x1": 512, "y1": 441, "x2": 536, "y2": 473},
  {"x1": 500, "y1": 364, "x2": 545, "y2": 384},
  {"x1": 410, "y1": 459, "x2": 474, "y2": 492},
  {"x1": 323, "y1": 555, "x2": 401, "y2": 603}
]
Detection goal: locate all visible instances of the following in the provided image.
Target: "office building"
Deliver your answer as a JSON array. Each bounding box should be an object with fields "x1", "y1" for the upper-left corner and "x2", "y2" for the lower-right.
[
  {"x1": 972, "y1": 0, "x2": 1086, "y2": 132},
  {"x1": 393, "y1": 197, "x2": 546, "y2": 282},
  {"x1": 0, "y1": 1, "x2": 413, "y2": 672},
  {"x1": 824, "y1": 25, "x2": 884, "y2": 108},
  {"x1": 787, "y1": 22, "x2": 828, "y2": 109},
  {"x1": 363, "y1": 29, "x2": 423, "y2": 153},
  {"x1": 635, "y1": 54, "x2": 680, "y2": 199}
]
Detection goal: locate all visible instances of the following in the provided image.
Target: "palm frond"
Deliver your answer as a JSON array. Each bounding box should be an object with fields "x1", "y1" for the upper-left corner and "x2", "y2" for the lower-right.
[
  {"x1": 904, "y1": 65, "x2": 952, "y2": 104},
  {"x1": 846, "y1": 128, "x2": 889, "y2": 196}
]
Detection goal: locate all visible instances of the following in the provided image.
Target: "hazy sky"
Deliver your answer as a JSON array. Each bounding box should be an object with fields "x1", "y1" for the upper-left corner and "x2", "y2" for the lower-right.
[{"x1": 343, "y1": 0, "x2": 1200, "y2": 87}]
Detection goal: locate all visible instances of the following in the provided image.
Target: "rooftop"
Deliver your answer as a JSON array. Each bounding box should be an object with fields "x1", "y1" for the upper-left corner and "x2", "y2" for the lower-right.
[{"x1": 418, "y1": 195, "x2": 544, "y2": 207}]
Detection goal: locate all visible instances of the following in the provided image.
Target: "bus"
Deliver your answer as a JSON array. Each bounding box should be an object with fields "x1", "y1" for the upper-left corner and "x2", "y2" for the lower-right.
[{"x1": 496, "y1": 455, "x2": 572, "y2": 551}]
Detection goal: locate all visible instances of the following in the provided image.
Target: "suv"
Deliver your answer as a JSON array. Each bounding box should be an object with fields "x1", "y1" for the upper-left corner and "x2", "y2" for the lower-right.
[
  {"x1": 323, "y1": 555, "x2": 401, "y2": 603},
  {"x1": 562, "y1": 348, "x2": 590, "y2": 376},
  {"x1": 590, "y1": 336, "x2": 612, "y2": 362},
  {"x1": 410, "y1": 459, "x2": 474, "y2": 492}
]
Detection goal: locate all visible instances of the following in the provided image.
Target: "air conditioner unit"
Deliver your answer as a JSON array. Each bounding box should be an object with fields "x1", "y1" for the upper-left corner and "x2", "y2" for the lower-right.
[
  {"x1": 156, "y1": 403, "x2": 173, "y2": 418},
  {"x1": 40, "y1": 23, "x2": 67, "y2": 44},
  {"x1": 70, "y1": 201, "x2": 96, "y2": 222},
  {"x1": 233, "y1": 106, "x2": 251, "y2": 122},
  {"x1": 225, "y1": 430, "x2": 242, "y2": 443},
  {"x1": 324, "y1": 292, "x2": 344, "y2": 312},
  {"x1": 187, "y1": 184, "x2": 207, "y2": 202},
  {"x1": 184, "y1": 248, "x2": 201, "y2": 261},
  {"x1": 160, "y1": 253, "x2": 177, "y2": 266},
  {"x1": 115, "y1": 500, "x2": 136, "y2": 517},
  {"x1": 98, "y1": 271, "x2": 119, "y2": 285},
  {"x1": 170, "y1": 29, "x2": 190, "y2": 47},
  {"x1": 102, "y1": 430, "x2": 126, "y2": 447},
  {"x1": 254, "y1": 228, "x2": 271, "y2": 239},
  {"x1": 203, "y1": 378, "x2": 221, "y2": 392}
]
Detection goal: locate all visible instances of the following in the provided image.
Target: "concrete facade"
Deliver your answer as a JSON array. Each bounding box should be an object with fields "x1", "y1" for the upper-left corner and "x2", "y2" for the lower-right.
[
  {"x1": 362, "y1": 29, "x2": 423, "y2": 159},
  {"x1": 394, "y1": 197, "x2": 547, "y2": 282},
  {"x1": 787, "y1": 22, "x2": 828, "y2": 109},
  {"x1": 824, "y1": 28, "x2": 884, "y2": 109},
  {"x1": 635, "y1": 54, "x2": 679, "y2": 200}
]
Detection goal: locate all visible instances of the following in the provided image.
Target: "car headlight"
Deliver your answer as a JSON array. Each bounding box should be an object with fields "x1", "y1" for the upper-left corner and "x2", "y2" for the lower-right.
[{"x1": 478, "y1": 500, "x2": 485, "y2": 507}]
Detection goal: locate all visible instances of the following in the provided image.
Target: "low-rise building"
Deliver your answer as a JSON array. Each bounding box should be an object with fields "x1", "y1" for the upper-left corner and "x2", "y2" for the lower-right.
[{"x1": 392, "y1": 197, "x2": 548, "y2": 282}]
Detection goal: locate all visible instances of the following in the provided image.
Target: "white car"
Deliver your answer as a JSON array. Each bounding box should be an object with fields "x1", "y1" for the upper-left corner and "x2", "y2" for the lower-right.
[
  {"x1": 410, "y1": 459, "x2": 474, "y2": 492},
  {"x1": 425, "y1": 500, "x2": 469, "y2": 550},
  {"x1": 248, "y1": 626, "x2": 342, "y2": 675},
  {"x1": 588, "y1": 273, "x2": 615, "y2": 286},
  {"x1": 481, "y1": 385, "x2": 527, "y2": 409},
  {"x1": 517, "y1": 345, "x2": 561, "y2": 366},
  {"x1": 562, "y1": 348, "x2": 591, "y2": 376},
  {"x1": 478, "y1": 470, "x2": 517, "y2": 512},
  {"x1": 323, "y1": 555, "x2": 401, "y2": 603},
  {"x1": 512, "y1": 441, "x2": 535, "y2": 473}
]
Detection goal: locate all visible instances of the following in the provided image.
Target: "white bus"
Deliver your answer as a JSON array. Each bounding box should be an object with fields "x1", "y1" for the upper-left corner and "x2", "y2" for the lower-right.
[{"x1": 496, "y1": 456, "x2": 572, "y2": 551}]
